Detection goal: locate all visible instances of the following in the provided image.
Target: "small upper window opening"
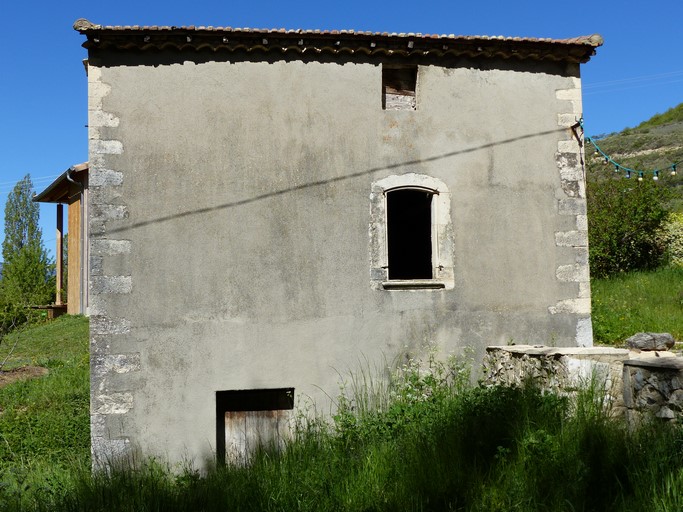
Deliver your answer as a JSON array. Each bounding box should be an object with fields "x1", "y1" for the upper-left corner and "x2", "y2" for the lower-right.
[
  {"x1": 386, "y1": 189, "x2": 433, "y2": 279},
  {"x1": 382, "y1": 65, "x2": 417, "y2": 111}
]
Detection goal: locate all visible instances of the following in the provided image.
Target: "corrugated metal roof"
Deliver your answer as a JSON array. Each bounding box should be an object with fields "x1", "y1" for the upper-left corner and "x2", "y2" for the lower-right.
[{"x1": 74, "y1": 19, "x2": 602, "y2": 63}]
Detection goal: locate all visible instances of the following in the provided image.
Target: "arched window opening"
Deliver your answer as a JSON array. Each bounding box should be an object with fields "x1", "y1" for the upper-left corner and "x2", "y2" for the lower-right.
[
  {"x1": 369, "y1": 173, "x2": 454, "y2": 290},
  {"x1": 386, "y1": 189, "x2": 433, "y2": 279}
]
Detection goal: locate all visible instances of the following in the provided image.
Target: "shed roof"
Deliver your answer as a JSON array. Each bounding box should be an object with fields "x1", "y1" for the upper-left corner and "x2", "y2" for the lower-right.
[
  {"x1": 33, "y1": 163, "x2": 88, "y2": 204},
  {"x1": 74, "y1": 19, "x2": 602, "y2": 64}
]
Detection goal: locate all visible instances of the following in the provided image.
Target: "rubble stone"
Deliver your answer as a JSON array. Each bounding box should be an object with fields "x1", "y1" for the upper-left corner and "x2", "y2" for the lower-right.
[{"x1": 626, "y1": 332, "x2": 675, "y2": 351}]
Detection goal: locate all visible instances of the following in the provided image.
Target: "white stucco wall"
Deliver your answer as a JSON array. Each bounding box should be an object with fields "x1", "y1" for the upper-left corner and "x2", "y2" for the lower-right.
[{"x1": 86, "y1": 50, "x2": 591, "y2": 466}]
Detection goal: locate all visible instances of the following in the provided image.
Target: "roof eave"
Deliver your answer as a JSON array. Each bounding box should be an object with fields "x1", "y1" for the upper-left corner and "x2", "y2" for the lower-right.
[
  {"x1": 33, "y1": 163, "x2": 88, "y2": 204},
  {"x1": 73, "y1": 19, "x2": 602, "y2": 64}
]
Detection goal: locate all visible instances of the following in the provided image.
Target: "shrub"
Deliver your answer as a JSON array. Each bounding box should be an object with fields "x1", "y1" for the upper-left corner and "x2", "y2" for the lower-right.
[
  {"x1": 658, "y1": 212, "x2": 683, "y2": 267},
  {"x1": 587, "y1": 176, "x2": 670, "y2": 277}
]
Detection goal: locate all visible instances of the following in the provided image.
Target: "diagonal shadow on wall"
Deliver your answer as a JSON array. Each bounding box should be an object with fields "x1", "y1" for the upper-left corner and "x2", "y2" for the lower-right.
[{"x1": 106, "y1": 126, "x2": 572, "y2": 234}]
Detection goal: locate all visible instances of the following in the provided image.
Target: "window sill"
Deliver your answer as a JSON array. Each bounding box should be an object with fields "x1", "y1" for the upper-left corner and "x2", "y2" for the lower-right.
[{"x1": 381, "y1": 280, "x2": 446, "y2": 290}]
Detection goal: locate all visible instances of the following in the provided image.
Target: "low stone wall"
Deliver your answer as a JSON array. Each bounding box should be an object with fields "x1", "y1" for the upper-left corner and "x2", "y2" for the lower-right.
[
  {"x1": 623, "y1": 358, "x2": 683, "y2": 424},
  {"x1": 483, "y1": 345, "x2": 683, "y2": 423}
]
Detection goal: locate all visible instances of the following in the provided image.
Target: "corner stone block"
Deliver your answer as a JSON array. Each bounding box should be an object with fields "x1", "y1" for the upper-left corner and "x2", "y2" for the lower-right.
[
  {"x1": 91, "y1": 437, "x2": 131, "y2": 468},
  {"x1": 561, "y1": 180, "x2": 579, "y2": 198},
  {"x1": 557, "y1": 140, "x2": 580, "y2": 154},
  {"x1": 87, "y1": 84, "x2": 112, "y2": 111},
  {"x1": 579, "y1": 282, "x2": 591, "y2": 299},
  {"x1": 93, "y1": 392, "x2": 134, "y2": 414},
  {"x1": 93, "y1": 353, "x2": 141, "y2": 377},
  {"x1": 89, "y1": 110, "x2": 120, "y2": 128},
  {"x1": 548, "y1": 298, "x2": 591, "y2": 315},
  {"x1": 555, "y1": 88, "x2": 582, "y2": 102},
  {"x1": 92, "y1": 239, "x2": 131, "y2": 256},
  {"x1": 90, "y1": 139, "x2": 123, "y2": 155},
  {"x1": 576, "y1": 214, "x2": 588, "y2": 231},
  {"x1": 575, "y1": 247, "x2": 589, "y2": 266},
  {"x1": 91, "y1": 204, "x2": 129, "y2": 222},
  {"x1": 90, "y1": 256, "x2": 103, "y2": 275},
  {"x1": 556, "y1": 153, "x2": 582, "y2": 181},
  {"x1": 90, "y1": 168, "x2": 124, "y2": 187},
  {"x1": 555, "y1": 230, "x2": 588, "y2": 247},
  {"x1": 90, "y1": 316, "x2": 131, "y2": 335},
  {"x1": 557, "y1": 113, "x2": 579, "y2": 127},
  {"x1": 91, "y1": 276, "x2": 132, "y2": 295},
  {"x1": 558, "y1": 198, "x2": 586, "y2": 216},
  {"x1": 576, "y1": 317, "x2": 593, "y2": 347},
  {"x1": 556, "y1": 264, "x2": 590, "y2": 283}
]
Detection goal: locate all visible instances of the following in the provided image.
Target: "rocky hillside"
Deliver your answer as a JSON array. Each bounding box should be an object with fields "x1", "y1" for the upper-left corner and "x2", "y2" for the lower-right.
[{"x1": 585, "y1": 102, "x2": 683, "y2": 203}]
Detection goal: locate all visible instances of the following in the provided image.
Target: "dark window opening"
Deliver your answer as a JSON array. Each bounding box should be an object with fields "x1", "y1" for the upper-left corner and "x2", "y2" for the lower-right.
[
  {"x1": 387, "y1": 189, "x2": 433, "y2": 279},
  {"x1": 382, "y1": 65, "x2": 417, "y2": 110},
  {"x1": 216, "y1": 388, "x2": 294, "y2": 464}
]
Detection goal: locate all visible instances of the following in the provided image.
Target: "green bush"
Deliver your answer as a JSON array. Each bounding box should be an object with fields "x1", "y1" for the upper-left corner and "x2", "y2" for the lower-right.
[
  {"x1": 659, "y1": 212, "x2": 683, "y2": 267},
  {"x1": 587, "y1": 176, "x2": 670, "y2": 277}
]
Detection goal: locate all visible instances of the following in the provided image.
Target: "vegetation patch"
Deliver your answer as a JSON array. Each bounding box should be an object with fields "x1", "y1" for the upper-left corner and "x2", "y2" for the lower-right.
[
  {"x1": 0, "y1": 316, "x2": 90, "y2": 510},
  {"x1": 636, "y1": 103, "x2": 683, "y2": 130},
  {"x1": 0, "y1": 174, "x2": 55, "y2": 335},
  {"x1": 591, "y1": 266, "x2": 683, "y2": 345},
  {"x1": 586, "y1": 102, "x2": 683, "y2": 280},
  {"x1": 2, "y1": 323, "x2": 683, "y2": 511}
]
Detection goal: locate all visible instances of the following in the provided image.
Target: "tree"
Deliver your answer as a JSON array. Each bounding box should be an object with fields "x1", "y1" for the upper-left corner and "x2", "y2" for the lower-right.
[{"x1": 0, "y1": 174, "x2": 54, "y2": 334}]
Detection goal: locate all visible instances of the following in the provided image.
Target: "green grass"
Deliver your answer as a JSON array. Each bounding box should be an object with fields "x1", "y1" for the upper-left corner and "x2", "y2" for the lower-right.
[
  {"x1": 0, "y1": 315, "x2": 90, "y2": 510},
  {"x1": 591, "y1": 266, "x2": 683, "y2": 345},
  {"x1": 0, "y1": 314, "x2": 89, "y2": 369},
  {"x1": 2, "y1": 292, "x2": 683, "y2": 509}
]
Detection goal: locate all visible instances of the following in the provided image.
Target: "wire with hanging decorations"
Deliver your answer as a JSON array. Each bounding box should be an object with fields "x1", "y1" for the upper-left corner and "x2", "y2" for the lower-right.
[{"x1": 579, "y1": 118, "x2": 679, "y2": 181}]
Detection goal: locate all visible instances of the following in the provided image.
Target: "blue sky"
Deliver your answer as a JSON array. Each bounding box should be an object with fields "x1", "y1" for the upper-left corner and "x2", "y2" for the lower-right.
[{"x1": 1, "y1": 0, "x2": 682, "y2": 262}]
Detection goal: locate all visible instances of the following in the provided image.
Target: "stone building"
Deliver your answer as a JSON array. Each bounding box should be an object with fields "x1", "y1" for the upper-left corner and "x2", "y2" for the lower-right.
[{"x1": 73, "y1": 19, "x2": 601, "y2": 466}]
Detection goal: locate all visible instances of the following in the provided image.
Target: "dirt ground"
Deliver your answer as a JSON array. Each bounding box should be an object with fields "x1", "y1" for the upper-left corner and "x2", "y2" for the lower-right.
[{"x1": 0, "y1": 366, "x2": 48, "y2": 388}]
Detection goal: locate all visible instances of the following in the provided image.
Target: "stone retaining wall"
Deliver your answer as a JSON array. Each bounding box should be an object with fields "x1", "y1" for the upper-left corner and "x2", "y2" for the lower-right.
[
  {"x1": 623, "y1": 358, "x2": 683, "y2": 424},
  {"x1": 483, "y1": 345, "x2": 683, "y2": 423}
]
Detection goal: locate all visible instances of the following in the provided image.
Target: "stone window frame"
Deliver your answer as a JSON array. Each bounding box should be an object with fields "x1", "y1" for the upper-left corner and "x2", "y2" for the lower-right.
[{"x1": 369, "y1": 173, "x2": 454, "y2": 290}]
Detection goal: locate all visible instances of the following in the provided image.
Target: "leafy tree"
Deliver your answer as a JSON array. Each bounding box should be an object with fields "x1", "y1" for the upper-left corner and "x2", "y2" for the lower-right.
[
  {"x1": 587, "y1": 175, "x2": 670, "y2": 278},
  {"x1": 0, "y1": 174, "x2": 54, "y2": 334}
]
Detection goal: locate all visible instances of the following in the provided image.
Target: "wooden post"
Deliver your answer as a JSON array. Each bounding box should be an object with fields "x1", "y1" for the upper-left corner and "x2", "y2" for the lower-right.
[
  {"x1": 56, "y1": 203, "x2": 64, "y2": 305},
  {"x1": 67, "y1": 197, "x2": 82, "y2": 314}
]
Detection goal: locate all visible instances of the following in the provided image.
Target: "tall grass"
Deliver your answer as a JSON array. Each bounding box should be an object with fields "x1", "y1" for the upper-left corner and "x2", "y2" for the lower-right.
[
  {"x1": 23, "y1": 354, "x2": 683, "y2": 512},
  {"x1": 591, "y1": 266, "x2": 683, "y2": 344},
  {"x1": 4, "y1": 314, "x2": 683, "y2": 510}
]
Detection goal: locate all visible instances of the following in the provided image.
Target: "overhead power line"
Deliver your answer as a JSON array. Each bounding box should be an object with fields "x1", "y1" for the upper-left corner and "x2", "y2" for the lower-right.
[{"x1": 583, "y1": 69, "x2": 683, "y2": 90}]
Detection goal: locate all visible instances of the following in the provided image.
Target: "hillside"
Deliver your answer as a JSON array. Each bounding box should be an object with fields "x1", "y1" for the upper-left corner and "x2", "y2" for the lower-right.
[{"x1": 585, "y1": 102, "x2": 683, "y2": 200}]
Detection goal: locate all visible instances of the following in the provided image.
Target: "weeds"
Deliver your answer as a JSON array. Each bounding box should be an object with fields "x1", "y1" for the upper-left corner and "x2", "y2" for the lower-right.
[{"x1": 5, "y1": 320, "x2": 683, "y2": 510}]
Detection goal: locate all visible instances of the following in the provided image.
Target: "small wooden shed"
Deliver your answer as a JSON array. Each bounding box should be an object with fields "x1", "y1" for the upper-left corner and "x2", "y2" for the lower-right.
[{"x1": 33, "y1": 163, "x2": 89, "y2": 315}]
